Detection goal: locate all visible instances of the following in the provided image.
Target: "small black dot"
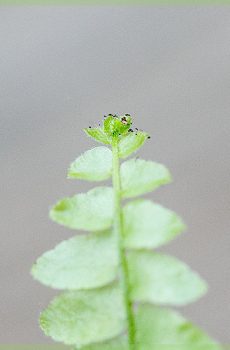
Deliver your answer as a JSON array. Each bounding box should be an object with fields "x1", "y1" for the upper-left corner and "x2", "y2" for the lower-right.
[
  {"x1": 148, "y1": 136, "x2": 151, "y2": 139},
  {"x1": 89, "y1": 126, "x2": 92, "y2": 128},
  {"x1": 135, "y1": 128, "x2": 138, "y2": 131},
  {"x1": 125, "y1": 113, "x2": 130, "y2": 116}
]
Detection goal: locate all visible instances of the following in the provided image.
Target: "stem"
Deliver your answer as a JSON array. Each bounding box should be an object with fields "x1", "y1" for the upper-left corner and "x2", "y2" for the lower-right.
[{"x1": 112, "y1": 138, "x2": 136, "y2": 349}]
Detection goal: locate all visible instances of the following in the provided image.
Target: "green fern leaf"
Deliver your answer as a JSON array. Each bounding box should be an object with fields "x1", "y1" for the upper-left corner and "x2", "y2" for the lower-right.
[
  {"x1": 123, "y1": 199, "x2": 185, "y2": 249},
  {"x1": 128, "y1": 251, "x2": 208, "y2": 306},
  {"x1": 49, "y1": 187, "x2": 113, "y2": 231},
  {"x1": 118, "y1": 131, "x2": 149, "y2": 159},
  {"x1": 120, "y1": 158, "x2": 171, "y2": 198},
  {"x1": 32, "y1": 115, "x2": 221, "y2": 349},
  {"x1": 136, "y1": 305, "x2": 221, "y2": 350},
  {"x1": 31, "y1": 231, "x2": 118, "y2": 290},
  {"x1": 40, "y1": 285, "x2": 125, "y2": 348},
  {"x1": 77, "y1": 305, "x2": 221, "y2": 350},
  {"x1": 68, "y1": 147, "x2": 112, "y2": 181},
  {"x1": 84, "y1": 127, "x2": 111, "y2": 145}
]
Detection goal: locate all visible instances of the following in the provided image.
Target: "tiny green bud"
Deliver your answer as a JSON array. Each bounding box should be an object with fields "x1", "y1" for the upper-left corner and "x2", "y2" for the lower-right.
[{"x1": 103, "y1": 114, "x2": 132, "y2": 138}]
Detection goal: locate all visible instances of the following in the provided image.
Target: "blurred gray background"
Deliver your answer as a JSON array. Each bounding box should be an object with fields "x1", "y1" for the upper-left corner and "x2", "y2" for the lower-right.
[{"x1": 0, "y1": 4, "x2": 229, "y2": 344}]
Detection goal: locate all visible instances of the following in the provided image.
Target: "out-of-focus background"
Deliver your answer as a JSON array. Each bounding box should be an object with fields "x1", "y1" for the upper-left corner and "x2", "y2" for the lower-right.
[{"x1": 0, "y1": 4, "x2": 229, "y2": 344}]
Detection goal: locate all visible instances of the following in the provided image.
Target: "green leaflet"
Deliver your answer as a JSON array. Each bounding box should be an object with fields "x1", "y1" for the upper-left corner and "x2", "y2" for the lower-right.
[
  {"x1": 118, "y1": 131, "x2": 149, "y2": 159},
  {"x1": 78, "y1": 305, "x2": 220, "y2": 350},
  {"x1": 33, "y1": 115, "x2": 220, "y2": 350},
  {"x1": 120, "y1": 158, "x2": 171, "y2": 198},
  {"x1": 68, "y1": 147, "x2": 112, "y2": 181},
  {"x1": 128, "y1": 251, "x2": 208, "y2": 306},
  {"x1": 123, "y1": 199, "x2": 185, "y2": 249},
  {"x1": 40, "y1": 285, "x2": 126, "y2": 348},
  {"x1": 136, "y1": 305, "x2": 221, "y2": 350},
  {"x1": 84, "y1": 127, "x2": 111, "y2": 145},
  {"x1": 31, "y1": 231, "x2": 118, "y2": 290},
  {"x1": 50, "y1": 187, "x2": 113, "y2": 231},
  {"x1": 79, "y1": 337, "x2": 128, "y2": 350}
]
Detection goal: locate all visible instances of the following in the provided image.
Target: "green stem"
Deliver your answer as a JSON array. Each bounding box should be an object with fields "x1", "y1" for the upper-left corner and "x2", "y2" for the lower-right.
[{"x1": 112, "y1": 138, "x2": 136, "y2": 350}]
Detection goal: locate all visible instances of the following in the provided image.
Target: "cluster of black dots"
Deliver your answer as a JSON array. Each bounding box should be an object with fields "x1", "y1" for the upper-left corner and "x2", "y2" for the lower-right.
[{"x1": 88, "y1": 113, "x2": 150, "y2": 139}]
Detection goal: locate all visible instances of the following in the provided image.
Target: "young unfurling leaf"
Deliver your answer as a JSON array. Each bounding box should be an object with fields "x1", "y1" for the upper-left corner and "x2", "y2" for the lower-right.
[
  {"x1": 32, "y1": 114, "x2": 221, "y2": 350},
  {"x1": 103, "y1": 114, "x2": 132, "y2": 137}
]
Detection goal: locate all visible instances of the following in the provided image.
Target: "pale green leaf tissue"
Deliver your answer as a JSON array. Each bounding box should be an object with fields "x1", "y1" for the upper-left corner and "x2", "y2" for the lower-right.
[
  {"x1": 128, "y1": 251, "x2": 208, "y2": 306},
  {"x1": 136, "y1": 305, "x2": 221, "y2": 350},
  {"x1": 40, "y1": 285, "x2": 126, "y2": 348},
  {"x1": 123, "y1": 199, "x2": 185, "y2": 249},
  {"x1": 118, "y1": 131, "x2": 149, "y2": 158},
  {"x1": 49, "y1": 186, "x2": 113, "y2": 231},
  {"x1": 120, "y1": 158, "x2": 171, "y2": 198},
  {"x1": 79, "y1": 337, "x2": 128, "y2": 350},
  {"x1": 84, "y1": 127, "x2": 111, "y2": 145},
  {"x1": 31, "y1": 231, "x2": 118, "y2": 290},
  {"x1": 33, "y1": 115, "x2": 221, "y2": 350},
  {"x1": 68, "y1": 146, "x2": 112, "y2": 181},
  {"x1": 79, "y1": 305, "x2": 220, "y2": 350}
]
